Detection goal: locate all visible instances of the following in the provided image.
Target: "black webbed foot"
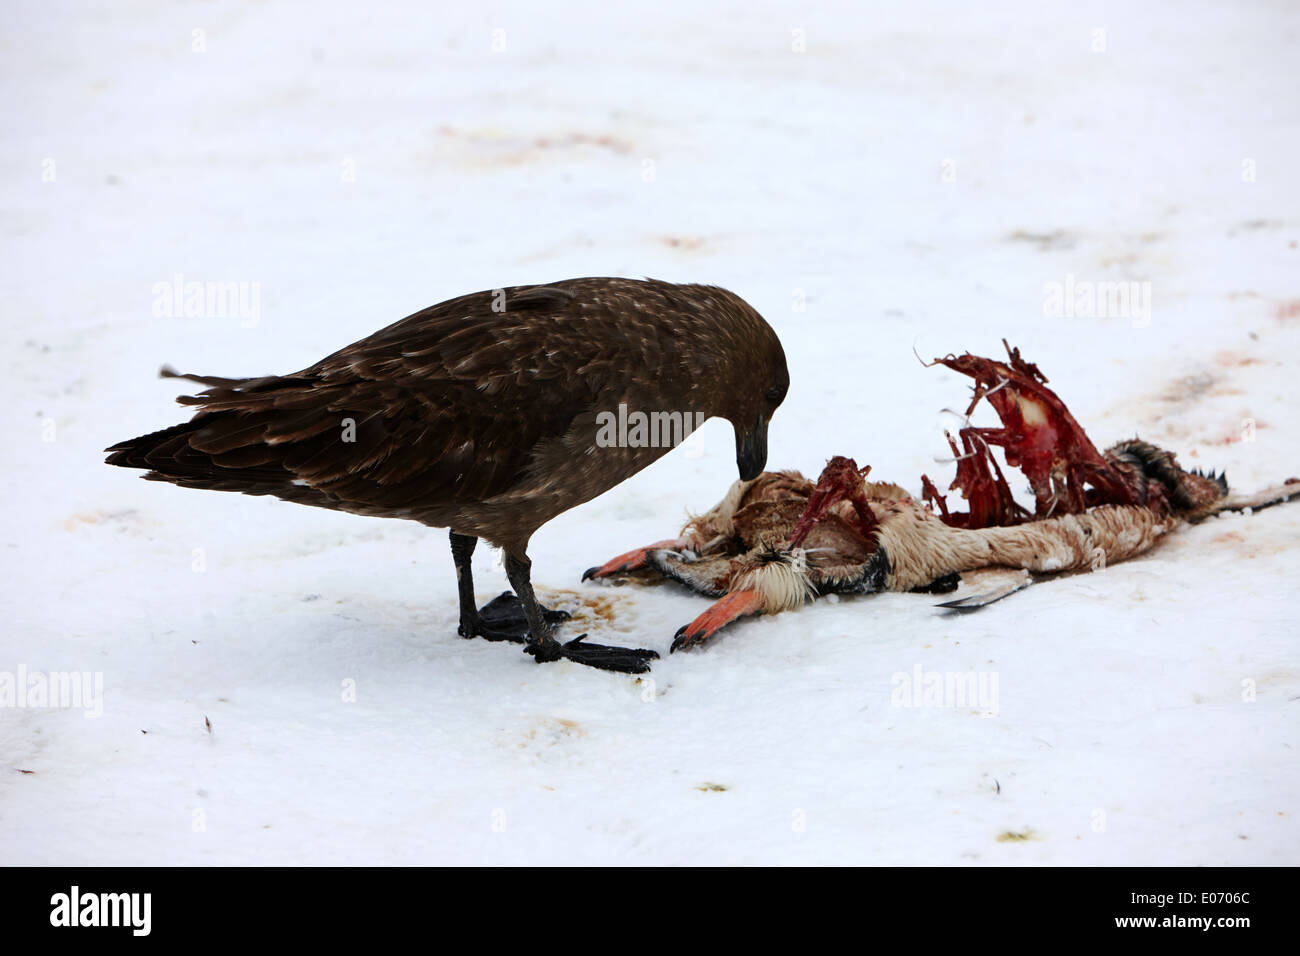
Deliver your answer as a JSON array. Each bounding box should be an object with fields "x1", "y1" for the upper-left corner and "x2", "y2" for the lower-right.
[
  {"x1": 524, "y1": 633, "x2": 659, "y2": 674},
  {"x1": 461, "y1": 591, "x2": 570, "y2": 642},
  {"x1": 466, "y1": 591, "x2": 656, "y2": 673}
]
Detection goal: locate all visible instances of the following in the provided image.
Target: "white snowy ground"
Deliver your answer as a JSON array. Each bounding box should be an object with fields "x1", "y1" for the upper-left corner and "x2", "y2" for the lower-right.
[{"x1": 1, "y1": 0, "x2": 1297, "y2": 865}]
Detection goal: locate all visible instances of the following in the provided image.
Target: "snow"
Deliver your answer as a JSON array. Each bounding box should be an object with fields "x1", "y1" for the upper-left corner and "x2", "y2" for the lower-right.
[{"x1": 2, "y1": 0, "x2": 1298, "y2": 865}]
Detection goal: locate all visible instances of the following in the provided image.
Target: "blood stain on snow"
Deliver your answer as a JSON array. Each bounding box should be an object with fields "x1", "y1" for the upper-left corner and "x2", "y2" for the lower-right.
[
  {"x1": 518, "y1": 717, "x2": 585, "y2": 750},
  {"x1": 538, "y1": 588, "x2": 635, "y2": 632},
  {"x1": 1275, "y1": 300, "x2": 1300, "y2": 321},
  {"x1": 996, "y1": 828, "x2": 1041, "y2": 843}
]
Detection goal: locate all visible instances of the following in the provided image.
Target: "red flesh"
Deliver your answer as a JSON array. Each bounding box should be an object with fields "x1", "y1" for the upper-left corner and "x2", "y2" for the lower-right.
[
  {"x1": 928, "y1": 341, "x2": 1136, "y2": 525},
  {"x1": 787, "y1": 456, "x2": 878, "y2": 548}
]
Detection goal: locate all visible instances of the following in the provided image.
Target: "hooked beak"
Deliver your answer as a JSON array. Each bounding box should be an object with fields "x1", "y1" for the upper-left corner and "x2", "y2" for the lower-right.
[{"x1": 735, "y1": 413, "x2": 768, "y2": 481}]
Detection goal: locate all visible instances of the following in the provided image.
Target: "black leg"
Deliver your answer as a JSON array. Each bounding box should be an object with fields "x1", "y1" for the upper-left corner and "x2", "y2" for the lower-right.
[
  {"x1": 449, "y1": 536, "x2": 658, "y2": 673},
  {"x1": 507, "y1": 553, "x2": 659, "y2": 674},
  {"x1": 505, "y1": 553, "x2": 563, "y2": 660},
  {"x1": 450, "y1": 531, "x2": 541, "y2": 643},
  {"x1": 450, "y1": 531, "x2": 481, "y2": 637}
]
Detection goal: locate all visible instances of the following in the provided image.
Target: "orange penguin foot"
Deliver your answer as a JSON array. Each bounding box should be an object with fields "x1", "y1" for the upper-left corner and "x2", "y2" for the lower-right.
[{"x1": 671, "y1": 590, "x2": 765, "y2": 652}]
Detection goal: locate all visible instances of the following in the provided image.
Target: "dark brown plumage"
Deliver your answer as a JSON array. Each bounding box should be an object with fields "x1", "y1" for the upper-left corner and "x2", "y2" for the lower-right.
[{"x1": 106, "y1": 277, "x2": 789, "y2": 672}]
